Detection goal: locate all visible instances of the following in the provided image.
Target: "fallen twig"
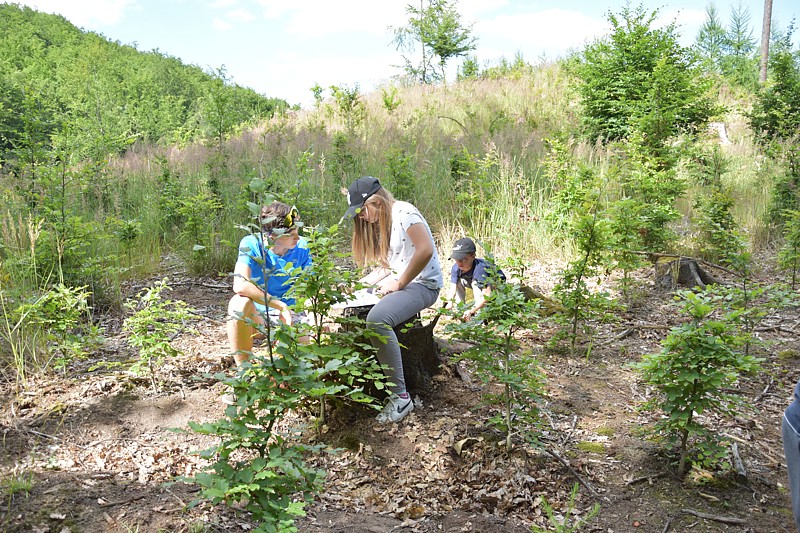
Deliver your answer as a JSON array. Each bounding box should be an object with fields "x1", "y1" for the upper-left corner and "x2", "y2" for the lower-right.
[
  {"x1": 560, "y1": 415, "x2": 578, "y2": 446},
  {"x1": 597, "y1": 327, "x2": 634, "y2": 347},
  {"x1": 754, "y1": 378, "x2": 773, "y2": 403},
  {"x1": 625, "y1": 471, "x2": 666, "y2": 486},
  {"x1": 544, "y1": 447, "x2": 602, "y2": 501},
  {"x1": 99, "y1": 494, "x2": 146, "y2": 508},
  {"x1": 680, "y1": 508, "x2": 746, "y2": 525},
  {"x1": 661, "y1": 516, "x2": 672, "y2": 533}
]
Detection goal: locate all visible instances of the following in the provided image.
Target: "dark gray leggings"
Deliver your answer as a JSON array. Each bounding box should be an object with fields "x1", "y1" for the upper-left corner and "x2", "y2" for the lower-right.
[{"x1": 366, "y1": 283, "x2": 439, "y2": 394}]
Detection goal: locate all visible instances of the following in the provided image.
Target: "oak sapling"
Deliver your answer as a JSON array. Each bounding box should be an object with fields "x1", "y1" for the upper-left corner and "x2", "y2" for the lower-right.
[{"x1": 634, "y1": 290, "x2": 762, "y2": 477}]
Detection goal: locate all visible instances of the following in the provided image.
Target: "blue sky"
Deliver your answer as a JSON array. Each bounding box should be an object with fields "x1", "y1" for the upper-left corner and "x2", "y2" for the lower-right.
[{"x1": 10, "y1": 0, "x2": 798, "y2": 108}]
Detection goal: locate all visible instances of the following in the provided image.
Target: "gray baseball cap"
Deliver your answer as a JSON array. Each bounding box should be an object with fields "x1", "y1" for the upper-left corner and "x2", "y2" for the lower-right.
[{"x1": 450, "y1": 237, "x2": 476, "y2": 259}]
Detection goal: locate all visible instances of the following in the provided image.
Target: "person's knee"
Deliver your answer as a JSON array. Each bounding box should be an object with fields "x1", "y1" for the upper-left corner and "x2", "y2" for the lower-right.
[
  {"x1": 228, "y1": 294, "x2": 255, "y2": 316},
  {"x1": 365, "y1": 318, "x2": 388, "y2": 334}
]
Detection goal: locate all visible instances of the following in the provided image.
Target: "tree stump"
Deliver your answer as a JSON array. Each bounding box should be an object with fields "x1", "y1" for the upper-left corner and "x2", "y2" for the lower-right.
[
  {"x1": 342, "y1": 306, "x2": 441, "y2": 393},
  {"x1": 654, "y1": 257, "x2": 723, "y2": 290}
]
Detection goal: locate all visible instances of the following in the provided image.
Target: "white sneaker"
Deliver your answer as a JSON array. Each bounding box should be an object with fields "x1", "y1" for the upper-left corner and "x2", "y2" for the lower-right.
[
  {"x1": 220, "y1": 393, "x2": 238, "y2": 405},
  {"x1": 376, "y1": 393, "x2": 414, "y2": 423}
]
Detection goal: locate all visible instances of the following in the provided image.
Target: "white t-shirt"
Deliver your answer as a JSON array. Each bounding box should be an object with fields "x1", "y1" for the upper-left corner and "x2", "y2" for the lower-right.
[{"x1": 387, "y1": 201, "x2": 443, "y2": 290}]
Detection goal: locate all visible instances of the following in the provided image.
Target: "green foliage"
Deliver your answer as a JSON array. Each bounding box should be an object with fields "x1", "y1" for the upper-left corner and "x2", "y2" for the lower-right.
[
  {"x1": 384, "y1": 148, "x2": 417, "y2": 202},
  {"x1": 184, "y1": 220, "x2": 389, "y2": 532},
  {"x1": 606, "y1": 198, "x2": 647, "y2": 301},
  {"x1": 778, "y1": 210, "x2": 800, "y2": 288},
  {"x1": 576, "y1": 4, "x2": 715, "y2": 148},
  {"x1": 185, "y1": 344, "x2": 334, "y2": 533},
  {"x1": 13, "y1": 283, "x2": 98, "y2": 373},
  {"x1": 634, "y1": 290, "x2": 762, "y2": 477},
  {"x1": 327, "y1": 132, "x2": 358, "y2": 187},
  {"x1": 694, "y1": 4, "x2": 727, "y2": 73},
  {"x1": 693, "y1": 185, "x2": 746, "y2": 263},
  {"x1": 750, "y1": 50, "x2": 800, "y2": 141},
  {"x1": 391, "y1": 0, "x2": 477, "y2": 83},
  {"x1": 380, "y1": 86, "x2": 402, "y2": 113},
  {"x1": 177, "y1": 190, "x2": 227, "y2": 276},
  {"x1": 1, "y1": 471, "x2": 34, "y2": 499},
  {"x1": 615, "y1": 135, "x2": 685, "y2": 250},
  {"x1": 545, "y1": 145, "x2": 617, "y2": 353},
  {"x1": 0, "y1": 3, "x2": 286, "y2": 159},
  {"x1": 289, "y1": 224, "x2": 390, "y2": 416},
  {"x1": 542, "y1": 138, "x2": 593, "y2": 235},
  {"x1": 457, "y1": 54, "x2": 480, "y2": 80},
  {"x1": 529, "y1": 483, "x2": 600, "y2": 533},
  {"x1": 123, "y1": 278, "x2": 195, "y2": 392},
  {"x1": 328, "y1": 84, "x2": 366, "y2": 133},
  {"x1": 551, "y1": 208, "x2": 616, "y2": 356},
  {"x1": 445, "y1": 255, "x2": 546, "y2": 451},
  {"x1": 719, "y1": 2, "x2": 758, "y2": 89}
]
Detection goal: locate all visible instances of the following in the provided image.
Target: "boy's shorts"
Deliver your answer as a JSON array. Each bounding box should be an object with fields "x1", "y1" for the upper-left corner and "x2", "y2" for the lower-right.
[{"x1": 253, "y1": 302, "x2": 308, "y2": 326}]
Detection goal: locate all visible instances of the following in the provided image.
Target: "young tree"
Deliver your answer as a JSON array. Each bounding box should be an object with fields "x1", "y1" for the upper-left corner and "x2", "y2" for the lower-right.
[
  {"x1": 391, "y1": 0, "x2": 477, "y2": 84},
  {"x1": 696, "y1": 3, "x2": 728, "y2": 73},
  {"x1": 576, "y1": 4, "x2": 715, "y2": 148},
  {"x1": 721, "y1": 2, "x2": 758, "y2": 88}
]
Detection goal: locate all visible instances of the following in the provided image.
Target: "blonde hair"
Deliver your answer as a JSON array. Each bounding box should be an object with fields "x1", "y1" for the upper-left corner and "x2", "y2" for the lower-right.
[{"x1": 351, "y1": 186, "x2": 395, "y2": 268}]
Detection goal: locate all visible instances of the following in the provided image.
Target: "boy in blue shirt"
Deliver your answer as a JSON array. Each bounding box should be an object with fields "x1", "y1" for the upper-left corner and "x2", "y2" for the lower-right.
[
  {"x1": 226, "y1": 202, "x2": 311, "y2": 368},
  {"x1": 447, "y1": 237, "x2": 506, "y2": 321}
]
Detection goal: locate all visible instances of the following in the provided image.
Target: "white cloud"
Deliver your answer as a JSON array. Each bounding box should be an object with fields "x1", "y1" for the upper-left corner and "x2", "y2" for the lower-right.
[
  {"x1": 208, "y1": 0, "x2": 238, "y2": 7},
  {"x1": 253, "y1": 0, "x2": 407, "y2": 38},
  {"x1": 15, "y1": 0, "x2": 136, "y2": 27},
  {"x1": 476, "y1": 9, "x2": 608, "y2": 60},
  {"x1": 213, "y1": 17, "x2": 232, "y2": 31},
  {"x1": 226, "y1": 8, "x2": 255, "y2": 23}
]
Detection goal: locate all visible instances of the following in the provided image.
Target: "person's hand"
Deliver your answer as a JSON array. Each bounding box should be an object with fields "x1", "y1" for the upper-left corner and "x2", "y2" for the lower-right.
[
  {"x1": 378, "y1": 278, "x2": 404, "y2": 295},
  {"x1": 279, "y1": 307, "x2": 293, "y2": 325},
  {"x1": 462, "y1": 308, "x2": 476, "y2": 321}
]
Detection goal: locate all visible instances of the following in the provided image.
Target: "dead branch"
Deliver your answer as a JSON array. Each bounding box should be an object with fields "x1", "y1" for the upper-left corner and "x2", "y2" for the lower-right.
[
  {"x1": 597, "y1": 327, "x2": 634, "y2": 347},
  {"x1": 680, "y1": 508, "x2": 746, "y2": 525},
  {"x1": 731, "y1": 442, "x2": 747, "y2": 477},
  {"x1": 661, "y1": 516, "x2": 673, "y2": 533},
  {"x1": 625, "y1": 472, "x2": 667, "y2": 486},
  {"x1": 99, "y1": 494, "x2": 146, "y2": 508},
  {"x1": 560, "y1": 415, "x2": 578, "y2": 446},
  {"x1": 754, "y1": 378, "x2": 773, "y2": 403},
  {"x1": 437, "y1": 115, "x2": 469, "y2": 136},
  {"x1": 544, "y1": 447, "x2": 603, "y2": 501}
]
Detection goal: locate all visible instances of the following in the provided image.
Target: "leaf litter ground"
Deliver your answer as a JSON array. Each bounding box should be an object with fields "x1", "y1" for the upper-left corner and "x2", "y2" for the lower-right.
[{"x1": 1, "y1": 257, "x2": 798, "y2": 532}]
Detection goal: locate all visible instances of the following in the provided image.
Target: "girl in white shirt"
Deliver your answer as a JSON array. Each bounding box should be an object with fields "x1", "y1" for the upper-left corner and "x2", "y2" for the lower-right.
[{"x1": 344, "y1": 176, "x2": 443, "y2": 423}]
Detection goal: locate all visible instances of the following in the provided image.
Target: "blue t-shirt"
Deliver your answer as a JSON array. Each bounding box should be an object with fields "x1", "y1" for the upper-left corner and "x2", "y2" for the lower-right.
[
  {"x1": 450, "y1": 257, "x2": 505, "y2": 291},
  {"x1": 236, "y1": 234, "x2": 312, "y2": 306}
]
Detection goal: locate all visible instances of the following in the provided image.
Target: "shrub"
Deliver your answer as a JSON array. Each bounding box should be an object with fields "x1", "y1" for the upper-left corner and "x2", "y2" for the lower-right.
[
  {"x1": 634, "y1": 290, "x2": 762, "y2": 477},
  {"x1": 576, "y1": 4, "x2": 715, "y2": 150},
  {"x1": 445, "y1": 254, "x2": 546, "y2": 451}
]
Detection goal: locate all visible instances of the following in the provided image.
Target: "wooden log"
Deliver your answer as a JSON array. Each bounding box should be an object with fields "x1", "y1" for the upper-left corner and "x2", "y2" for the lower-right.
[{"x1": 342, "y1": 306, "x2": 440, "y2": 393}]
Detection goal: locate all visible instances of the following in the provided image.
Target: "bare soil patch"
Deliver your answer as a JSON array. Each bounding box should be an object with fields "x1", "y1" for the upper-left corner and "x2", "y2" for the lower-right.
[{"x1": 1, "y1": 262, "x2": 798, "y2": 532}]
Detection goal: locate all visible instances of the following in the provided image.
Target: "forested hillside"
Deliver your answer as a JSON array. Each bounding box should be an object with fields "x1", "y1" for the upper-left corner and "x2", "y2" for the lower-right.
[{"x1": 0, "y1": 3, "x2": 286, "y2": 157}]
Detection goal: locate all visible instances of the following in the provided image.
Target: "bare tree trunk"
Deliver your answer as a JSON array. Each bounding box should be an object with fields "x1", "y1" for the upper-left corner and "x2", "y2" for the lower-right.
[{"x1": 759, "y1": 0, "x2": 773, "y2": 83}]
